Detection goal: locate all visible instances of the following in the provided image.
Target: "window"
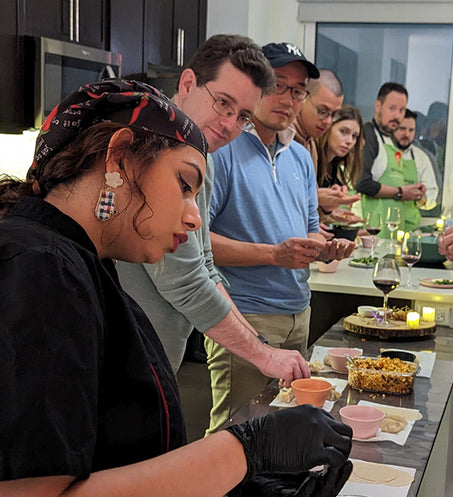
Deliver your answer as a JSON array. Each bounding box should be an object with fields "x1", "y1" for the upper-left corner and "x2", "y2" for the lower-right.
[{"x1": 316, "y1": 23, "x2": 453, "y2": 217}]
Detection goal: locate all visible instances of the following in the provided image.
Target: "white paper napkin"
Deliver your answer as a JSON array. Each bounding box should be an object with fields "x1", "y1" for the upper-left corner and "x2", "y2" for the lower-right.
[
  {"x1": 309, "y1": 345, "x2": 363, "y2": 373},
  {"x1": 350, "y1": 401, "x2": 421, "y2": 445},
  {"x1": 339, "y1": 459, "x2": 416, "y2": 497},
  {"x1": 269, "y1": 377, "x2": 348, "y2": 412}
]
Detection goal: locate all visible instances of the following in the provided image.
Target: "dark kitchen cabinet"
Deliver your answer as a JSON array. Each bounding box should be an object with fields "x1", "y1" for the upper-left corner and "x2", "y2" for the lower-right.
[
  {"x1": 145, "y1": 0, "x2": 207, "y2": 68},
  {"x1": 0, "y1": 2, "x2": 25, "y2": 132},
  {"x1": 111, "y1": 0, "x2": 207, "y2": 78},
  {"x1": 17, "y1": 0, "x2": 107, "y2": 49}
]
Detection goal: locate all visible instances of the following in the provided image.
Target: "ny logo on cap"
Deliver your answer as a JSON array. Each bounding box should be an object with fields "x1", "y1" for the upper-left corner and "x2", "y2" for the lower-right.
[{"x1": 285, "y1": 43, "x2": 303, "y2": 57}]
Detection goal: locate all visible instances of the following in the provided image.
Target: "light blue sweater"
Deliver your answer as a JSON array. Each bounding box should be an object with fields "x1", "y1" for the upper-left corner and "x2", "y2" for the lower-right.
[{"x1": 210, "y1": 127, "x2": 319, "y2": 315}]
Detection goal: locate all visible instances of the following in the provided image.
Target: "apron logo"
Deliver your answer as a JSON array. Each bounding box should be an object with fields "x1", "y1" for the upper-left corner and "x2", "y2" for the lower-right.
[{"x1": 394, "y1": 151, "x2": 402, "y2": 167}]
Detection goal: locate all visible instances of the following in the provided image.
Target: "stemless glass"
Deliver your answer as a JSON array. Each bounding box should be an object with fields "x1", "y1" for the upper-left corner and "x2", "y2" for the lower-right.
[
  {"x1": 401, "y1": 231, "x2": 422, "y2": 288},
  {"x1": 386, "y1": 206, "x2": 401, "y2": 251},
  {"x1": 366, "y1": 211, "x2": 382, "y2": 258},
  {"x1": 372, "y1": 257, "x2": 401, "y2": 325}
]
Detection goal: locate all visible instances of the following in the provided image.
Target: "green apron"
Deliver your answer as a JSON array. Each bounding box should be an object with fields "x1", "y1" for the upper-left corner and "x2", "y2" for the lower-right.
[{"x1": 362, "y1": 143, "x2": 420, "y2": 238}]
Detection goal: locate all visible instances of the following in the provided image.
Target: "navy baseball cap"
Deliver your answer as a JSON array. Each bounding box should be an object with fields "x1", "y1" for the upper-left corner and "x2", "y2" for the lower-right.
[{"x1": 262, "y1": 43, "x2": 319, "y2": 79}]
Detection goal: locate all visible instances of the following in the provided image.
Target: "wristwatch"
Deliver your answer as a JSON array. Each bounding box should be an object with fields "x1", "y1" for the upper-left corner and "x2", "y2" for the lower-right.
[{"x1": 394, "y1": 186, "x2": 403, "y2": 201}]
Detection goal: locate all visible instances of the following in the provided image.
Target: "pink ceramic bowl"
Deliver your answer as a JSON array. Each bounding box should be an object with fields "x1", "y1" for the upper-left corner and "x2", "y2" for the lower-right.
[
  {"x1": 339, "y1": 405, "x2": 385, "y2": 439},
  {"x1": 327, "y1": 348, "x2": 362, "y2": 374},
  {"x1": 291, "y1": 378, "x2": 332, "y2": 408}
]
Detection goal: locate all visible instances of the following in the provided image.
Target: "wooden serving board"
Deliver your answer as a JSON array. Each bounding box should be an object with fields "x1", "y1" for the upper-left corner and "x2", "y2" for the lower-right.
[{"x1": 343, "y1": 314, "x2": 436, "y2": 339}]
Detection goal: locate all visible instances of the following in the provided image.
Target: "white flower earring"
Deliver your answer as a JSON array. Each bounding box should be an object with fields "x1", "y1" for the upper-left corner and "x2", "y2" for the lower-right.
[{"x1": 95, "y1": 171, "x2": 124, "y2": 221}]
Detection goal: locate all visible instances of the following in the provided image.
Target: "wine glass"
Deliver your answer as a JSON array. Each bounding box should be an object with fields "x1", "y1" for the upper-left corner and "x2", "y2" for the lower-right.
[
  {"x1": 372, "y1": 257, "x2": 401, "y2": 325},
  {"x1": 366, "y1": 211, "x2": 382, "y2": 258},
  {"x1": 401, "y1": 231, "x2": 422, "y2": 288},
  {"x1": 386, "y1": 206, "x2": 401, "y2": 252}
]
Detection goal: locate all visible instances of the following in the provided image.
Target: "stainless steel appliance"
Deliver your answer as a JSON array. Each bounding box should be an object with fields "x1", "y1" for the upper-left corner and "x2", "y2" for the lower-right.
[{"x1": 29, "y1": 37, "x2": 122, "y2": 128}]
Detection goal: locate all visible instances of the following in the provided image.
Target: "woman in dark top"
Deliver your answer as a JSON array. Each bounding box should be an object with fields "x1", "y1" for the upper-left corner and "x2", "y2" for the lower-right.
[
  {"x1": 316, "y1": 104, "x2": 364, "y2": 191},
  {"x1": 0, "y1": 80, "x2": 352, "y2": 497}
]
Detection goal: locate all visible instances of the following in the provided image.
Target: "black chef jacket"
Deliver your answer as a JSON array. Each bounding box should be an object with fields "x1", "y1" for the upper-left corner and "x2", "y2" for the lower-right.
[{"x1": 0, "y1": 197, "x2": 186, "y2": 481}]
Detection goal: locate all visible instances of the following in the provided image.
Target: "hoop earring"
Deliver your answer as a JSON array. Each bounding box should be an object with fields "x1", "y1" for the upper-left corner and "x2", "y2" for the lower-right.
[{"x1": 95, "y1": 171, "x2": 124, "y2": 222}]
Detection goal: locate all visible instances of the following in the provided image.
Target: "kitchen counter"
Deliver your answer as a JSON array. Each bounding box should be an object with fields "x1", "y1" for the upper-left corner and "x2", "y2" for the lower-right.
[
  {"x1": 225, "y1": 320, "x2": 453, "y2": 497},
  {"x1": 309, "y1": 258, "x2": 453, "y2": 304},
  {"x1": 308, "y1": 257, "x2": 453, "y2": 345}
]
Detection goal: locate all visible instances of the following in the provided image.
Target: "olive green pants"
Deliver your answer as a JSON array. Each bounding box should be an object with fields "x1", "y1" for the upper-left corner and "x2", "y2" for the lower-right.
[{"x1": 204, "y1": 307, "x2": 311, "y2": 435}]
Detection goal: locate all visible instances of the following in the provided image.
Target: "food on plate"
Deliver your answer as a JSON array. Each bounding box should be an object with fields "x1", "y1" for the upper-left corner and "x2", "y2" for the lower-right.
[
  {"x1": 278, "y1": 387, "x2": 295, "y2": 403},
  {"x1": 308, "y1": 360, "x2": 324, "y2": 373},
  {"x1": 349, "y1": 460, "x2": 414, "y2": 486},
  {"x1": 434, "y1": 279, "x2": 453, "y2": 285},
  {"x1": 323, "y1": 355, "x2": 332, "y2": 367},
  {"x1": 380, "y1": 414, "x2": 408, "y2": 433},
  {"x1": 327, "y1": 385, "x2": 341, "y2": 401},
  {"x1": 347, "y1": 356, "x2": 417, "y2": 395},
  {"x1": 389, "y1": 305, "x2": 412, "y2": 321}
]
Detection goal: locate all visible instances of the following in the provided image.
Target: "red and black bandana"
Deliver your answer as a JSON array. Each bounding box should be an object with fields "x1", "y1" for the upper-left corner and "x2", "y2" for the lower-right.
[{"x1": 30, "y1": 78, "x2": 208, "y2": 179}]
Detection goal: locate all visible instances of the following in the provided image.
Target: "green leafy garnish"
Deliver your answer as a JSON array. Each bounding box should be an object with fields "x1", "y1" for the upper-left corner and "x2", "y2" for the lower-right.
[
  {"x1": 352, "y1": 256, "x2": 379, "y2": 265},
  {"x1": 434, "y1": 279, "x2": 453, "y2": 285}
]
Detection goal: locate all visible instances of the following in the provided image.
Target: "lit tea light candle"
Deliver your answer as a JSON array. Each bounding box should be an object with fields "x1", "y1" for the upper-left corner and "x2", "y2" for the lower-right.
[
  {"x1": 396, "y1": 230, "x2": 405, "y2": 243},
  {"x1": 422, "y1": 306, "x2": 435, "y2": 322},
  {"x1": 407, "y1": 311, "x2": 420, "y2": 329},
  {"x1": 436, "y1": 218, "x2": 444, "y2": 231}
]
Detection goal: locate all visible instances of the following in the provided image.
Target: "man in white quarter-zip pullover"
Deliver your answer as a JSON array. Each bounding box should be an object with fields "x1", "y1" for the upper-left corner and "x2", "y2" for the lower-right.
[{"x1": 206, "y1": 43, "x2": 356, "y2": 434}]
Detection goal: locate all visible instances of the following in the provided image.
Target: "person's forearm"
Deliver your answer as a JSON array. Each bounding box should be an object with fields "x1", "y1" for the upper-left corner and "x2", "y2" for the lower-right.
[
  {"x1": 0, "y1": 431, "x2": 246, "y2": 497},
  {"x1": 210, "y1": 231, "x2": 275, "y2": 267},
  {"x1": 205, "y1": 283, "x2": 311, "y2": 382},
  {"x1": 374, "y1": 183, "x2": 399, "y2": 198},
  {"x1": 205, "y1": 282, "x2": 268, "y2": 361}
]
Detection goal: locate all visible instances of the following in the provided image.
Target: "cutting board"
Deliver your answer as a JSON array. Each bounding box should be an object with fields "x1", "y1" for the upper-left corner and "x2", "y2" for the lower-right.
[{"x1": 343, "y1": 314, "x2": 436, "y2": 339}]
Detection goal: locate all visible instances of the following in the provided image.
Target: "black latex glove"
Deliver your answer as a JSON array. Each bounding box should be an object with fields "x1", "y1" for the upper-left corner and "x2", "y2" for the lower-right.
[
  {"x1": 226, "y1": 404, "x2": 352, "y2": 480},
  {"x1": 229, "y1": 460, "x2": 353, "y2": 497}
]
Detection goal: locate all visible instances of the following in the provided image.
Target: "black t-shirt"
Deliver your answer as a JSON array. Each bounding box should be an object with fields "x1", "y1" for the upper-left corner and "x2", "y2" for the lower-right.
[{"x1": 0, "y1": 197, "x2": 186, "y2": 481}]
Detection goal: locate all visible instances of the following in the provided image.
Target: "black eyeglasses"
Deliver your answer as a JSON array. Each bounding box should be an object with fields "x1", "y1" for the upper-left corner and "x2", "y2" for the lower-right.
[
  {"x1": 274, "y1": 82, "x2": 309, "y2": 101},
  {"x1": 307, "y1": 95, "x2": 335, "y2": 120},
  {"x1": 203, "y1": 85, "x2": 255, "y2": 131}
]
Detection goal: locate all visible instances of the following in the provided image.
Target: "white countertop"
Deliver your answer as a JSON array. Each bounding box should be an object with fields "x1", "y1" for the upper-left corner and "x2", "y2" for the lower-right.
[{"x1": 309, "y1": 258, "x2": 453, "y2": 305}]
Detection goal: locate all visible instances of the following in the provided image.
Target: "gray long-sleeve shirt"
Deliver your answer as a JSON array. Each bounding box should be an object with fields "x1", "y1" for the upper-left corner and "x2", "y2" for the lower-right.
[{"x1": 142, "y1": 154, "x2": 232, "y2": 372}]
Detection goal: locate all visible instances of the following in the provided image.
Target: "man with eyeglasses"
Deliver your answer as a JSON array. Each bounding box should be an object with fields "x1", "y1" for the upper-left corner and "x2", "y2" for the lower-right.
[
  {"x1": 294, "y1": 69, "x2": 362, "y2": 229},
  {"x1": 118, "y1": 35, "x2": 312, "y2": 390},
  {"x1": 206, "y1": 42, "x2": 356, "y2": 434}
]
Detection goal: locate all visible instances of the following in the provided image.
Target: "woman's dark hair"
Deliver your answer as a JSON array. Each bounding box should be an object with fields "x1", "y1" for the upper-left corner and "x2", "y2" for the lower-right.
[
  {"x1": 316, "y1": 104, "x2": 364, "y2": 189},
  {"x1": 0, "y1": 123, "x2": 185, "y2": 226},
  {"x1": 187, "y1": 34, "x2": 275, "y2": 95}
]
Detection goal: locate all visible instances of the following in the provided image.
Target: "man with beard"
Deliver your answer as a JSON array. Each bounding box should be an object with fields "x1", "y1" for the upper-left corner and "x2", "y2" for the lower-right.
[
  {"x1": 356, "y1": 82, "x2": 427, "y2": 236},
  {"x1": 391, "y1": 109, "x2": 438, "y2": 217}
]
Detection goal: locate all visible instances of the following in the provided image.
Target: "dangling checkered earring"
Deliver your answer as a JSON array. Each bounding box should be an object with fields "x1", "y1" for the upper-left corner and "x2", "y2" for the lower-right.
[{"x1": 95, "y1": 171, "x2": 124, "y2": 221}]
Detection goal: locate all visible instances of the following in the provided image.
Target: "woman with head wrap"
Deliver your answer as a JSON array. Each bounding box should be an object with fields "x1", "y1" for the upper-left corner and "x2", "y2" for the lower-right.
[{"x1": 0, "y1": 80, "x2": 352, "y2": 497}]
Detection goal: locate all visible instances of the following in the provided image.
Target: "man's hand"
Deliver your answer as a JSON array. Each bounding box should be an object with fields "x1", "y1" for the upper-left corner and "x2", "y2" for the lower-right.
[
  {"x1": 318, "y1": 185, "x2": 361, "y2": 213},
  {"x1": 401, "y1": 182, "x2": 426, "y2": 201},
  {"x1": 319, "y1": 223, "x2": 334, "y2": 240},
  {"x1": 319, "y1": 238, "x2": 356, "y2": 262},
  {"x1": 438, "y1": 226, "x2": 453, "y2": 261},
  {"x1": 272, "y1": 238, "x2": 326, "y2": 269},
  {"x1": 255, "y1": 346, "x2": 311, "y2": 386}
]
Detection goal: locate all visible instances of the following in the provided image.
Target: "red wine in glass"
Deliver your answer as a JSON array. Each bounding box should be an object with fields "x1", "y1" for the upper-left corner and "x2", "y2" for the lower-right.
[
  {"x1": 366, "y1": 212, "x2": 382, "y2": 257},
  {"x1": 401, "y1": 254, "x2": 420, "y2": 265},
  {"x1": 401, "y1": 231, "x2": 422, "y2": 288},
  {"x1": 373, "y1": 279, "x2": 399, "y2": 294},
  {"x1": 372, "y1": 257, "x2": 400, "y2": 325}
]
